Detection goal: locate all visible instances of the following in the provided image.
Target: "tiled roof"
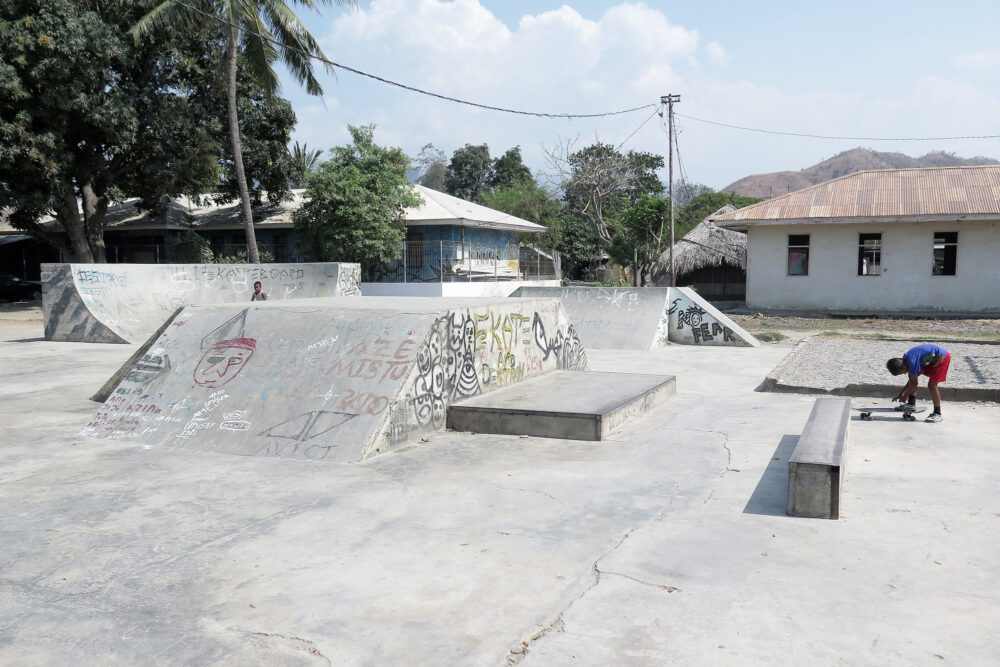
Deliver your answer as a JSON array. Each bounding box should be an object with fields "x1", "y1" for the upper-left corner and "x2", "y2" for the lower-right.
[{"x1": 711, "y1": 165, "x2": 1000, "y2": 227}]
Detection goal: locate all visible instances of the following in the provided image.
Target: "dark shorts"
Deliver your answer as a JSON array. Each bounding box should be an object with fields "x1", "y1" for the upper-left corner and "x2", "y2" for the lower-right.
[{"x1": 921, "y1": 352, "x2": 950, "y2": 383}]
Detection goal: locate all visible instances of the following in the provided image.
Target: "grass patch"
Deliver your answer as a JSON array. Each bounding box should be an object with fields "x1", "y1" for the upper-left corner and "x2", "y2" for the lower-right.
[{"x1": 754, "y1": 332, "x2": 787, "y2": 342}]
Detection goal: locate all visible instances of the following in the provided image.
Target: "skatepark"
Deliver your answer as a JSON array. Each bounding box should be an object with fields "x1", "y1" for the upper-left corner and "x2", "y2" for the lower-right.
[{"x1": 1, "y1": 277, "x2": 998, "y2": 664}]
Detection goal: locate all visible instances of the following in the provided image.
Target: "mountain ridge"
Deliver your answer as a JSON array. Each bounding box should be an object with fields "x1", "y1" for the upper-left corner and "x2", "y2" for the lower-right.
[{"x1": 721, "y1": 148, "x2": 1000, "y2": 198}]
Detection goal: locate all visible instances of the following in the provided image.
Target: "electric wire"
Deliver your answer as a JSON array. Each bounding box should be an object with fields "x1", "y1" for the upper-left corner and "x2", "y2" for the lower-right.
[
  {"x1": 675, "y1": 112, "x2": 1000, "y2": 142},
  {"x1": 163, "y1": 0, "x2": 655, "y2": 119},
  {"x1": 162, "y1": 0, "x2": 1000, "y2": 140},
  {"x1": 616, "y1": 105, "x2": 662, "y2": 150}
]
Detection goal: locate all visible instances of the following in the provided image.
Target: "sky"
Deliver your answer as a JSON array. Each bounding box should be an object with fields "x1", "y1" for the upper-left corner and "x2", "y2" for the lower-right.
[{"x1": 278, "y1": 0, "x2": 1000, "y2": 191}]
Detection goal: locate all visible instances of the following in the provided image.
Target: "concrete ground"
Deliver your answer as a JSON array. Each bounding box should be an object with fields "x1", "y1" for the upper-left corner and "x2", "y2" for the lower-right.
[{"x1": 1, "y1": 313, "x2": 998, "y2": 666}]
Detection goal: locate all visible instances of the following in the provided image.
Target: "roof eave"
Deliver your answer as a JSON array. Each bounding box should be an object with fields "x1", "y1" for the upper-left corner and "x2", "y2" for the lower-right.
[
  {"x1": 714, "y1": 213, "x2": 1000, "y2": 229},
  {"x1": 406, "y1": 218, "x2": 545, "y2": 233}
]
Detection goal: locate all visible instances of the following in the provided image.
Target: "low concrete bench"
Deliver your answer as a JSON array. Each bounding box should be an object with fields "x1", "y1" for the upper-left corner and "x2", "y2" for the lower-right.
[{"x1": 787, "y1": 397, "x2": 851, "y2": 519}]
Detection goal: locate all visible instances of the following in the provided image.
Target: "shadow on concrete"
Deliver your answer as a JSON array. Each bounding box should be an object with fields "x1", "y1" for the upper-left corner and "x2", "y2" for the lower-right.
[
  {"x1": 8, "y1": 337, "x2": 46, "y2": 343},
  {"x1": 743, "y1": 434, "x2": 799, "y2": 517}
]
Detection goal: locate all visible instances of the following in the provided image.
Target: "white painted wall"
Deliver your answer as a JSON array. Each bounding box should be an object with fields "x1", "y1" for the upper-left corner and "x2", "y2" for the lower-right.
[
  {"x1": 745, "y1": 220, "x2": 1000, "y2": 312},
  {"x1": 361, "y1": 280, "x2": 559, "y2": 298}
]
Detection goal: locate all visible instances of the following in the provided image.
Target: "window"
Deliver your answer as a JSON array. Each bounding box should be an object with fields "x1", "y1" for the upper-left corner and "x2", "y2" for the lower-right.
[
  {"x1": 787, "y1": 234, "x2": 809, "y2": 276},
  {"x1": 858, "y1": 233, "x2": 882, "y2": 276},
  {"x1": 932, "y1": 231, "x2": 957, "y2": 275}
]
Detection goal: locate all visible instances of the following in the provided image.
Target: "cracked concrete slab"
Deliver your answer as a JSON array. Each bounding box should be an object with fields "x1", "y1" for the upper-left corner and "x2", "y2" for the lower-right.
[{"x1": 1, "y1": 317, "x2": 998, "y2": 665}]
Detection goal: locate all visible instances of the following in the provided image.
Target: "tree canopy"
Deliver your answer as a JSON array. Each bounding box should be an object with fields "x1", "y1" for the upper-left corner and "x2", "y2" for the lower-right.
[
  {"x1": 673, "y1": 190, "x2": 763, "y2": 239},
  {"x1": 548, "y1": 141, "x2": 665, "y2": 244},
  {"x1": 444, "y1": 143, "x2": 494, "y2": 201},
  {"x1": 293, "y1": 125, "x2": 421, "y2": 266},
  {"x1": 132, "y1": 0, "x2": 356, "y2": 263},
  {"x1": 414, "y1": 143, "x2": 447, "y2": 191},
  {"x1": 0, "y1": 0, "x2": 222, "y2": 261}
]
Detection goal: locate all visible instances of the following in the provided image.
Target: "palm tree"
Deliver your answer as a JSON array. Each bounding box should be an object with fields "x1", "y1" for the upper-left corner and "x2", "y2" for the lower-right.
[
  {"x1": 132, "y1": 0, "x2": 355, "y2": 263},
  {"x1": 290, "y1": 141, "x2": 324, "y2": 188}
]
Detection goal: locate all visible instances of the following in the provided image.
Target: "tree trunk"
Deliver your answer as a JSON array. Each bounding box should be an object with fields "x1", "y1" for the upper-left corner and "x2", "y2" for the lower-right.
[
  {"x1": 81, "y1": 182, "x2": 108, "y2": 263},
  {"x1": 226, "y1": 27, "x2": 259, "y2": 264},
  {"x1": 58, "y1": 178, "x2": 94, "y2": 262}
]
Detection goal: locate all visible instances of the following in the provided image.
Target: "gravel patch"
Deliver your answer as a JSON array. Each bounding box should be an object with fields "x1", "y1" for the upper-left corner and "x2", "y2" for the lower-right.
[{"x1": 767, "y1": 338, "x2": 1000, "y2": 402}]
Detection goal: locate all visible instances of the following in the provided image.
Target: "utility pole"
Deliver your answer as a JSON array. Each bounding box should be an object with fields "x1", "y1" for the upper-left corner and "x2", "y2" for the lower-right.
[{"x1": 661, "y1": 94, "x2": 680, "y2": 287}]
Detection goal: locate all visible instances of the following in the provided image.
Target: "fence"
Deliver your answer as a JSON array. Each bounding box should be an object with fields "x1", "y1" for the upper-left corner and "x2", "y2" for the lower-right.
[
  {"x1": 104, "y1": 243, "x2": 284, "y2": 264},
  {"x1": 367, "y1": 241, "x2": 560, "y2": 283}
]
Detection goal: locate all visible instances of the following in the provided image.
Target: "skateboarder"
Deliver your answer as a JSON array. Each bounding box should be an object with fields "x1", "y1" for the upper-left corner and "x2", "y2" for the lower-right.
[
  {"x1": 250, "y1": 281, "x2": 267, "y2": 301},
  {"x1": 886, "y1": 343, "x2": 950, "y2": 423}
]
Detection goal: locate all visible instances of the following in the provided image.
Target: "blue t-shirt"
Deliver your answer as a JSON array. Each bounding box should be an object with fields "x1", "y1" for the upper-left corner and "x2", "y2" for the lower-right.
[{"x1": 903, "y1": 343, "x2": 949, "y2": 377}]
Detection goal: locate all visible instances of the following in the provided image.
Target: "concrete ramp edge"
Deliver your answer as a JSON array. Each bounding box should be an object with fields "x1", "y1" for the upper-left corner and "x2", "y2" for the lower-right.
[
  {"x1": 667, "y1": 286, "x2": 760, "y2": 347},
  {"x1": 81, "y1": 297, "x2": 588, "y2": 463},
  {"x1": 43, "y1": 262, "x2": 361, "y2": 344}
]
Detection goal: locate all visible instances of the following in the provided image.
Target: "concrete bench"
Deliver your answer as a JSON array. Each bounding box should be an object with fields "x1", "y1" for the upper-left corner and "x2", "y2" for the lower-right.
[{"x1": 787, "y1": 397, "x2": 851, "y2": 519}]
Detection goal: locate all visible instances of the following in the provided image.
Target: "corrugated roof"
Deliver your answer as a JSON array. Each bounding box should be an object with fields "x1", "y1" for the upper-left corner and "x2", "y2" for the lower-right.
[
  {"x1": 711, "y1": 165, "x2": 1000, "y2": 227},
  {"x1": 404, "y1": 184, "x2": 546, "y2": 233},
  {"x1": 13, "y1": 186, "x2": 546, "y2": 235}
]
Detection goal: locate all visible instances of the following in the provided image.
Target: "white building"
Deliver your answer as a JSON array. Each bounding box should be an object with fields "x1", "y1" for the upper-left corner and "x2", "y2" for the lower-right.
[{"x1": 711, "y1": 166, "x2": 1000, "y2": 313}]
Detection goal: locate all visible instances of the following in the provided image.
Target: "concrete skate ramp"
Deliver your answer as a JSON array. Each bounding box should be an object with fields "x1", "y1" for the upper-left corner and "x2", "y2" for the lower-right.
[
  {"x1": 42, "y1": 262, "x2": 361, "y2": 344},
  {"x1": 81, "y1": 297, "x2": 588, "y2": 463},
  {"x1": 509, "y1": 286, "x2": 672, "y2": 349},
  {"x1": 510, "y1": 286, "x2": 758, "y2": 348}
]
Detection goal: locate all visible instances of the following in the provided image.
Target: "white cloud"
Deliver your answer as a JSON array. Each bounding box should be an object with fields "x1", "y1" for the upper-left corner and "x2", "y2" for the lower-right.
[
  {"x1": 706, "y1": 41, "x2": 729, "y2": 67},
  {"x1": 950, "y1": 49, "x2": 1000, "y2": 71},
  {"x1": 289, "y1": 1, "x2": 1000, "y2": 191}
]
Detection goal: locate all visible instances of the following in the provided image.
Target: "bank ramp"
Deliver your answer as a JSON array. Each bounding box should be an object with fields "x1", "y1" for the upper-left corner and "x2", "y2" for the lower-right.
[
  {"x1": 42, "y1": 262, "x2": 361, "y2": 344},
  {"x1": 81, "y1": 297, "x2": 589, "y2": 463},
  {"x1": 509, "y1": 286, "x2": 758, "y2": 349}
]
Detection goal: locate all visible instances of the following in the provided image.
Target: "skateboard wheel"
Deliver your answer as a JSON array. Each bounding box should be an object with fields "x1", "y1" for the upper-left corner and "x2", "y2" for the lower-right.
[
  {"x1": 903, "y1": 413, "x2": 915, "y2": 421},
  {"x1": 861, "y1": 412, "x2": 872, "y2": 421}
]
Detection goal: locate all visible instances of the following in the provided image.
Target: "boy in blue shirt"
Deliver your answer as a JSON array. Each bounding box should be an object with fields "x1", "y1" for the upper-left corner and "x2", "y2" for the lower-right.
[{"x1": 886, "y1": 343, "x2": 950, "y2": 423}]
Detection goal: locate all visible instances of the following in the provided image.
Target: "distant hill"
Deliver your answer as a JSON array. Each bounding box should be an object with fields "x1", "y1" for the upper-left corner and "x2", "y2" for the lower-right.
[{"x1": 721, "y1": 148, "x2": 1000, "y2": 198}]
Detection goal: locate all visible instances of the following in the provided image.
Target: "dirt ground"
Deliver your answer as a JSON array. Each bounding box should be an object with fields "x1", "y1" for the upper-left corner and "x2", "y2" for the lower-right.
[{"x1": 729, "y1": 312, "x2": 1000, "y2": 343}]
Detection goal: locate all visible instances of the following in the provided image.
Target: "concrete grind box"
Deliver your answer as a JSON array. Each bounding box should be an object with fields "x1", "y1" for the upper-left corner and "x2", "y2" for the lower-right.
[{"x1": 81, "y1": 297, "x2": 588, "y2": 463}]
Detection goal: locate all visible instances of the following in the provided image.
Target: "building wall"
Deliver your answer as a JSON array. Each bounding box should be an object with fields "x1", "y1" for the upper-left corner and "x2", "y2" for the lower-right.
[
  {"x1": 361, "y1": 280, "x2": 560, "y2": 298},
  {"x1": 745, "y1": 220, "x2": 1000, "y2": 311}
]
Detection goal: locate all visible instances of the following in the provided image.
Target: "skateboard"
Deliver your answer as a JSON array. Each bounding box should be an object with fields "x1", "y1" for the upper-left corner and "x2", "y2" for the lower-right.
[{"x1": 856, "y1": 405, "x2": 926, "y2": 422}]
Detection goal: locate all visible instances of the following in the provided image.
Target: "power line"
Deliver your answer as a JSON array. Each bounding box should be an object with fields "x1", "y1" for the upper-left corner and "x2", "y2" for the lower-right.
[
  {"x1": 163, "y1": 0, "x2": 656, "y2": 119},
  {"x1": 616, "y1": 106, "x2": 662, "y2": 150},
  {"x1": 675, "y1": 112, "x2": 1000, "y2": 141}
]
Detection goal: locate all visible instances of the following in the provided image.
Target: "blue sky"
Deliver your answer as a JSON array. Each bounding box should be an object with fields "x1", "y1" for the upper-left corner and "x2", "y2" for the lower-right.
[{"x1": 280, "y1": 0, "x2": 1000, "y2": 190}]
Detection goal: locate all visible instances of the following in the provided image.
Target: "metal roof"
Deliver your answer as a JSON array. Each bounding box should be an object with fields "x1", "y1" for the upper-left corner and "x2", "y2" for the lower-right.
[
  {"x1": 711, "y1": 165, "x2": 1000, "y2": 228},
  {"x1": 404, "y1": 185, "x2": 546, "y2": 233},
  {"x1": 13, "y1": 186, "x2": 546, "y2": 235}
]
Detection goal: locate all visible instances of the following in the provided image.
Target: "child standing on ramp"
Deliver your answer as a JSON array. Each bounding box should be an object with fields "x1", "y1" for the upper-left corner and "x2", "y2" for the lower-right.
[{"x1": 886, "y1": 343, "x2": 950, "y2": 423}]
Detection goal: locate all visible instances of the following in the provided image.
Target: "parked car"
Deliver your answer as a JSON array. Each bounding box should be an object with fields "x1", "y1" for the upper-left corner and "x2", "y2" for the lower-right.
[{"x1": 0, "y1": 272, "x2": 42, "y2": 301}]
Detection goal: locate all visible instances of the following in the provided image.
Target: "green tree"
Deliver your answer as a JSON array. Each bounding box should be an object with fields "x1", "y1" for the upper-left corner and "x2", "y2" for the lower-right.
[
  {"x1": 414, "y1": 143, "x2": 447, "y2": 191},
  {"x1": 674, "y1": 190, "x2": 762, "y2": 239},
  {"x1": 607, "y1": 194, "x2": 671, "y2": 286},
  {"x1": 293, "y1": 125, "x2": 422, "y2": 266},
  {"x1": 212, "y1": 72, "x2": 297, "y2": 207},
  {"x1": 538, "y1": 212, "x2": 601, "y2": 281},
  {"x1": 289, "y1": 141, "x2": 323, "y2": 188},
  {"x1": 132, "y1": 0, "x2": 357, "y2": 264},
  {"x1": 0, "y1": 0, "x2": 226, "y2": 261},
  {"x1": 445, "y1": 144, "x2": 493, "y2": 201},
  {"x1": 491, "y1": 146, "x2": 533, "y2": 190},
  {"x1": 478, "y1": 179, "x2": 558, "y2": 227},
  {"x1": 547, "y1": 141, "x2": 664, "y2": 243}
]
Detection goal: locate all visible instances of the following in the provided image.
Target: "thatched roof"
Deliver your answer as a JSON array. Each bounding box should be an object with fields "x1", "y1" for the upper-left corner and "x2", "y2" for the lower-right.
[{"x1": 651, "y1": 205, "x2": 747, "y2": 284}]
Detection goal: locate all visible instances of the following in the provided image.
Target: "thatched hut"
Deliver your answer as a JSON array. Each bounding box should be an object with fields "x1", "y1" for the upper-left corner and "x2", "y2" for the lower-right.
[{"x1": 651, "y1": 205, "x2": 747, "y2": 300}]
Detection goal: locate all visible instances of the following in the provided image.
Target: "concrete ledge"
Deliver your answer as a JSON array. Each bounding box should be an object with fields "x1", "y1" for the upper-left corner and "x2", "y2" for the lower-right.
[
  {"x1": 446, "y1": 371, "x2": 676, "y2": 440},
  {"x1": 787, "y1": 397, "x2": 851, "y2": 519}
]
